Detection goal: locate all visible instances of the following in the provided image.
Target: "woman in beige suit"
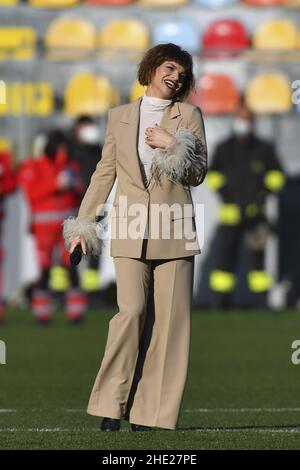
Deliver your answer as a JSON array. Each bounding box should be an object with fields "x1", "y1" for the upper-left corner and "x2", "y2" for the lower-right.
[{"x1": 63, "y1": 43, "x2": 207, "y2": 431}]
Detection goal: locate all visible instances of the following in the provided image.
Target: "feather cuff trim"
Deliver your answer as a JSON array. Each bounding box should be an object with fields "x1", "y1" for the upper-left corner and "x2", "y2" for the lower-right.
[
  {"x1": 62, "y1": 217, "x2": 104, "y2": 256},
  {"x1": 149, "y1": 127, "x2": 207, "y2": 185}
]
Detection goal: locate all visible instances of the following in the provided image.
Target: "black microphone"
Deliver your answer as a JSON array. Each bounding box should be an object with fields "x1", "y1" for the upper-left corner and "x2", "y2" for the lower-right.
[{"x1": 70, "y1": 244, "x2": 83, "y2": 266}]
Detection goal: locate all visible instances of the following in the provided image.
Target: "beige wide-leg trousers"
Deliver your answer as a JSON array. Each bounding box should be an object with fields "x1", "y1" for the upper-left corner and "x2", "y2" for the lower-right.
[{"x1": 87, "y1": 254, "x2": 194, "y2": 430}]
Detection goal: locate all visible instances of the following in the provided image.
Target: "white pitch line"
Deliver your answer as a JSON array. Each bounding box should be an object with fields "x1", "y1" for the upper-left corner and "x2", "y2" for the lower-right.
[
  {"x1": 1, "y1": 407, "x2": 300, "y2": 414},
  {"x1": 184, "y1": 408, "x2": 300, "y2": 413},
  {"x1": 0, "y1": 428, "x2": 125, "y2": 433},
  {"x1": 0, "y1": 427, "x2": 300, "y2": 434},
  {"x1": 194, "y1": 428, "x2": 300, "y2": 434}
]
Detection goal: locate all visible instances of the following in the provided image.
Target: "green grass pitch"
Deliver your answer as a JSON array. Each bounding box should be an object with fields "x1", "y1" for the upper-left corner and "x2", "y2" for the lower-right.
[{"x1": 0, "y1": 307, "x2": 300, "y2": 450}]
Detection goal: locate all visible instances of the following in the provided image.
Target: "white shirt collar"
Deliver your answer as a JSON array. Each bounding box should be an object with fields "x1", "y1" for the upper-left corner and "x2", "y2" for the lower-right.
[{"x1": 141, "y1": 93, "x2": 172, "y2": 109}]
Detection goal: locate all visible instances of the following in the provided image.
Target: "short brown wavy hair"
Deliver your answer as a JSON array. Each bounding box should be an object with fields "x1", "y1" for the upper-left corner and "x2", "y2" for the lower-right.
[{"x1": 137, "y1": 43, "x2": 195, "y2": 102}]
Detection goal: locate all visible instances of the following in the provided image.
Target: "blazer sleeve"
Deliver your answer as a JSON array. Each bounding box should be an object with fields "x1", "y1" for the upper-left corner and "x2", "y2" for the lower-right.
[
  {"x1": 149, "y1": 104, "x2": 208, "y2": 187},
  {"x1": 62, "y1": 108, "x2": 117, "y2": 255},
  {"x1": 185, "y1": 105, "x2": 208, "y2": 187},
  {"x1": 78, "y1": 108, "x2": 117, "y2": 221}
]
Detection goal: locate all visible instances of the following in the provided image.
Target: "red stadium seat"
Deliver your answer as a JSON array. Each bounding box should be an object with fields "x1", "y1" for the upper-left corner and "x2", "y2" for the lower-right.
[
  {"x1": 85, "y1": 0, "x2": 133, "y2": 3},
  {"x1": 243, "y1": 0, "x2": 285, "y2": 5},
  {"x1": 203, "y1": 19, "x2": 250, "y2": 58},
  {"x1": 190, "y1": 73, "x2": 240, "y2": 114}
]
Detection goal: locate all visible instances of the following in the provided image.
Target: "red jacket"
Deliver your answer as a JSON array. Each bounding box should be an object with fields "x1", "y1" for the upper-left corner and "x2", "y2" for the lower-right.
[
  {"x1": 0, "y1": 151, "x2": 17, "y2": 220},
  {"x1": 17, "y1": 154, "x2": 83, "y2": 226}
]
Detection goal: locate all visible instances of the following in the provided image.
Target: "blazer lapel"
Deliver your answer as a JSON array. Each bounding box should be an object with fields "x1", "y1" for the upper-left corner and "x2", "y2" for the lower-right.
[{"x1": 120, "y1": 96, "x2": 182, "y2": 191}]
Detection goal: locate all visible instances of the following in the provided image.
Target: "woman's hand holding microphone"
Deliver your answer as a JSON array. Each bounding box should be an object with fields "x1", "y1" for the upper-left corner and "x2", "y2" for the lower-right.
[{"x1": 69, "y1": 236, "x2": 88, "y2": 265}]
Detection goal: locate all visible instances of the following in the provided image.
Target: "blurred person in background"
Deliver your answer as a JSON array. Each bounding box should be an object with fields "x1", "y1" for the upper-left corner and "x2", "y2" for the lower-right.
[
  {"x1": 68, "y1": 116, "x2": 103, "y2": 298},
  {"x1": 207, "y1": 101, "x2": 285, "y2": 309},
  {"x1": 17, "y1": 130, "x2": 87, "y2": 324},
  {"x1": 0, "y1": 145, "x2": 17, "y2": 322}
]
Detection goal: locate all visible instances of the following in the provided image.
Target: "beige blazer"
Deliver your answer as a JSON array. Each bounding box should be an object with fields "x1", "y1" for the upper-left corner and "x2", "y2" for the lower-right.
[{"x1": 63, "y1": 96, "x2": 207, "y2": 259}]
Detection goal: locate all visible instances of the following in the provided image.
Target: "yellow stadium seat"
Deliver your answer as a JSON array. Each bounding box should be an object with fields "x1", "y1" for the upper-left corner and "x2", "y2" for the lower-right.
[
  {"x1": 130, "y1": 80, "x2": 147, "y2": 102},
  {"x1": 0, "y1": 83, "x2": 8, "y2": 115},
  {"x1": 0, "y1": 82, "x2": 54, "y2": 116},
  {"x1": 9, "y1": 83, "x2": 22, "y2": 115},
  {"x1": 29, "y1": 0, "x2": 79, "y2": 6},
  {"x1": 24, "y1": 82, "x2": 55, "y2": 116},
  {"x1": 64, "y1": 72, "x2": 120, "y2": 116},
  {"x1": 253, "y1": 19, "x2": 298, "y2": 50},
  {"x1": 98, "y1": 19, "x2": 150, "y2": 60},
  {"x1": 111, "y1": 87, "x2": 120, "y2": 107},
  {"x1": 45, "y1": 19, "x2": 96, "y2": 61},
  {"x1": 246, "y1": 73, "x2": 292, "y2": 113},
  {"x1": 0, "y1": 28, "x2": 37, "y2": 61},
  {"x1": 137, "y1": 0, "x2": 187, "y2": 5},
  {"x1": 0, "y1": 79, "x2": 5, "y2": 105},
  {"x1": 0, "y1": 138, "x2": 12, "y2": 152},
  {"x1": 0, "y1": 0, "x2": 18, "y2": 4},
  {"x1": 284, "y1": 0, "x2": 300, "y2": 7}
]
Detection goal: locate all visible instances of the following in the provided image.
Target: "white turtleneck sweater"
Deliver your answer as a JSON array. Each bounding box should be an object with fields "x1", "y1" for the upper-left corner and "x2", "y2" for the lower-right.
[{"x1": 138, "y1": 93, "x2": 172, "y2": 187}]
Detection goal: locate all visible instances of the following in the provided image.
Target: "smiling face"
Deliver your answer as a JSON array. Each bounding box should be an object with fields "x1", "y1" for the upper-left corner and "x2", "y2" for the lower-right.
[{"x1": 146, "y1": 60, "x2": 186, "y2": 99}]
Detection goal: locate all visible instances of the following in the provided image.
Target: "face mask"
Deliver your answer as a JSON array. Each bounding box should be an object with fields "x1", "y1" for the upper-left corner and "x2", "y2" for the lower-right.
[
  {"x1": 78, "y1": 125, "x2": 100, "y2": 144},
  {"x1": 232, "y1": 118, "x2": 252, "y2": 137}
]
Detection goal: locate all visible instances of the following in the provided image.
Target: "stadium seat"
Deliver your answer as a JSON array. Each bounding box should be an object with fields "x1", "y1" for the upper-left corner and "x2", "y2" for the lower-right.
[
  {"x1": 0, "y1": 81, "x2": 54, "y2": 116},
  {"x1": 152, "y1": 20, "x2": 200, "y2": 54},
  {"x1": 285, "y1": 0, "x2": 300, "y2": 7},
  {"x1": 0, "y1": 27, "x2": 37, "y2": 61},
  {"x1": 29, "y1": 0, "x2": 79, "y2": 7},
  {"x1": 243, "y1": 0, "x2": 284, "y2": 5},
  {"x1": 0, "y1": 0, "x2": 18, "y2": 4},
  {"x1": 192, "y1": 0, "x2": 239, "y2": 7},
  {"x1": 23, "y1": 82, "x2": 54, "y2": 116},
  {"x1": 246, "y1": 73, "x2": 292, "y2": 113},
  {"x1": 203, "y1": 19, "x2": 250, "y2": 58},
  {"x1": 85, "y1": 0, "x2": 133, "y2": 4},
  {"x1": 97, "y1": 19, "x2": 150, "y2": 60},
  {"x1": 64, "y1": 72, "x2": 120, "y2": 116},
  {"x1": 0, "y1": 79, "x2": 5, "y2": 105},
  {"x1": 190, "y1": 73, "x2": 240, "y2": 114},
  {"x1": 253, "y1": 19, "x2": 298, "y2": 50},
  {"x1": 0, "y1": 81, "x2": 8, "y2": 115},
  {"x1": 0, "y1": 138, "x2": 12, "y2": 151},
  {"x1": 45, "y1": 18, "x2": 96, "y2": 61},
  {"x1": 8, "y1": 83, "x2": 23, "y2": 115},
  {"x1": 137, "y1": 0, "x2": 187, "y2": 6},
  {"x1": 130, "y1": 80, "x2": 147, "y2": 102}
]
